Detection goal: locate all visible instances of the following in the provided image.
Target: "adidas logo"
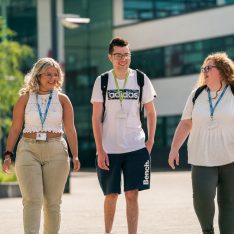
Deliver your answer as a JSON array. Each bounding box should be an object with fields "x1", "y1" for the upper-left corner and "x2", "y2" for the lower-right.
[{"x1": 107, "y1": 89, "x2": 139, "y2": 100}]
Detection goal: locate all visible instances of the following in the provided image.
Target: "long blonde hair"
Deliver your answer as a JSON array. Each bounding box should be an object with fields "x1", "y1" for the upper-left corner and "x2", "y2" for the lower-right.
[
  {"x1": 197, "y1": 52, "x2": 234, "y2": 87},
  {"x1": 19, "y1": 57, "x2": 64, "y2": 95}
]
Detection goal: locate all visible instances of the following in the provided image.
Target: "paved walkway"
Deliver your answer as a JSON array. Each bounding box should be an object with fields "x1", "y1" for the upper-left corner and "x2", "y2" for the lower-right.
[{"x1": 0, "y1": 171, "x2": 218, "y2": 234}]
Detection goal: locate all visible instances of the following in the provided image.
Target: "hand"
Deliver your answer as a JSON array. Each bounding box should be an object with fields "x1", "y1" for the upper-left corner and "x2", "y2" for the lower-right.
[
  {"x1": 145, "y1": 139, "x2": 154, "y2": 154},
  {"x1": 168, "y1": 150, "x2": 180, "y2": 170},
  {"x1": 3, "y1": 157, "x2": 12, "y2": 174},
  {"x1": 72, "y1": 157, "x2": 80, "y2": 172},
  {"x1": 97, "y1": 149, "x2": 109, "y2": 170}
]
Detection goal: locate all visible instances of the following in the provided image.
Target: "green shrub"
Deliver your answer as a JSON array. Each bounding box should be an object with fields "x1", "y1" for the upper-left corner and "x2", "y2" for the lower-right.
[{"x1": 0, "y1": 162, "x2": 18, "y2": 182}]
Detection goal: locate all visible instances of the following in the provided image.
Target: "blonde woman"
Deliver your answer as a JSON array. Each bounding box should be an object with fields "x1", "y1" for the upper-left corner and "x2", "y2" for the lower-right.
[
  {"x1": 168, "y1": 52, "x2": 234, "y2": 234},
  {"x1": 3, "y1": 57, "x2": 80, "y2": 234}
]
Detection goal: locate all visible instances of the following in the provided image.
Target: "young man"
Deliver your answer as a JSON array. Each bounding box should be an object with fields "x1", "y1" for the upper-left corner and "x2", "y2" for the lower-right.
[{"x1": 91, "y1": 37, "x2": 157, "y2": 234}]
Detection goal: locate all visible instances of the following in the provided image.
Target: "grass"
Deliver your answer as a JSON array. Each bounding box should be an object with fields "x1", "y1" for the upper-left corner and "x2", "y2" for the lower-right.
[{"x1": 0, "y1": 160, "x2": 18, "y2": 182}]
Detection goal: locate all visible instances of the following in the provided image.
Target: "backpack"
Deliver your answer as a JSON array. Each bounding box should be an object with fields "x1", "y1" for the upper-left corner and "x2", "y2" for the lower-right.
[
  {"x1": 192, "y1": 84, "x2": 234, "y2": 105},
  {"x1": 101, "y1": 69, "x2": 145, "y2": 123}
]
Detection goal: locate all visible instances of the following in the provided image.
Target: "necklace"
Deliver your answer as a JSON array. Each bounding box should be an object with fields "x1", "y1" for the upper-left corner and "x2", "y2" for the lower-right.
[{"x1": 38, "y1": 89, "x2": 52, "y2": 94}]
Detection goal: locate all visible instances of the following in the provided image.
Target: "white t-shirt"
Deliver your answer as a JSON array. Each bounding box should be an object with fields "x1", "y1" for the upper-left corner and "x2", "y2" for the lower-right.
[
  {"x1": 91, "y1": 69, "x2": 156, "y2": 154},
  {"x1": 182, "y1": 85, "x2": 234, "y2": 166}
]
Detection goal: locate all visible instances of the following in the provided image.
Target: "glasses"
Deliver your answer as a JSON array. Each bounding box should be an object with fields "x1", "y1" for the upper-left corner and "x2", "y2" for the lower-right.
[
  {"x1": 201, "y1": 65, "x2": 217, "y2": 73},
  {"x1": 112, "y1": 53, "x2": 131, "y2": 60}
]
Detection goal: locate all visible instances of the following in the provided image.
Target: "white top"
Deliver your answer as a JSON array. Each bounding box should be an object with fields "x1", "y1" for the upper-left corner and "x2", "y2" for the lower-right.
[
  {"x1": 23, "y1": 90, "x2": 63, "y2": 133},
  {"x1": 181, "y1": 86, "x2": 234, "y2": 166},
  {"x1": 91, "y1": 69, "x2": 156, "y2": 154}
]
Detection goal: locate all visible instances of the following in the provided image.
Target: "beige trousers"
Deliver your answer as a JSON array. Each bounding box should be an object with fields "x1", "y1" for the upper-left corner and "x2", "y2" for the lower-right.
[{"x1": 15, "y1": 137, "x2": 70, "y2": 234}]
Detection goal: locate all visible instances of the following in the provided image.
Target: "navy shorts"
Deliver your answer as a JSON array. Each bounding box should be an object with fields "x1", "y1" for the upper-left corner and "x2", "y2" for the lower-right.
[{"x1": 96, "y1": 147, "x2": 151, "y2": 195}]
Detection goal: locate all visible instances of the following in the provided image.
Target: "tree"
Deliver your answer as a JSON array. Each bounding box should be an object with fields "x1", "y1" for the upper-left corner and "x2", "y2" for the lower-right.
[{"x1": 0, "y1": 19, "x2": 33, "y2": 141}]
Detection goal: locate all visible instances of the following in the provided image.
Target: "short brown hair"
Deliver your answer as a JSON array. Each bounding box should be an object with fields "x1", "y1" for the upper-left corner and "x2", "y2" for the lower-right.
[{"x1": 108, "y1": 37, "x2": 129, "y2": 54}]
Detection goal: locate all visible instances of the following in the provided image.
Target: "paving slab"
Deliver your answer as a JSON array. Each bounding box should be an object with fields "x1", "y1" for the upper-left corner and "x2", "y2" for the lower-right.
[{"x1": 0, "y1": 171, "x2": 218, "y2": 234}]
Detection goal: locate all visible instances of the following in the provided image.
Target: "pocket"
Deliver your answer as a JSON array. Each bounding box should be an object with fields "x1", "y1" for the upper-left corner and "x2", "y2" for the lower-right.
[
  {"x1": 61, "y1": 138, "x2": 68, "y2": 149},
  {"x1": 143, "y1": 147, "x2": 151, "y2": 157},
  {"x1": 58, "y1": 138, "x2": 68, "y2": 153},
  {"x1": 15, "y1": 139, "x2": 28, "y2": 165},
  {"x1": 16, "y1": 138, "x2": 24, "y2": 155}
]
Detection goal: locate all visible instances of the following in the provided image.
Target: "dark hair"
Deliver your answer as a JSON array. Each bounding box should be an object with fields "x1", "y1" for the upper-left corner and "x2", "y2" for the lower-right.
[{"x1": 108, "y1": 37, "x2": 129, "y2": 54}]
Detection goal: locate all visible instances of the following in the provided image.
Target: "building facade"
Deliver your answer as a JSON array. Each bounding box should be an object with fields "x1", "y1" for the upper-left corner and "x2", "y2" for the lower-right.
[
  {"x1": 3, "y1": 0, "x2": 234, "y2": 167},
  {"x1": 113, "y1": 0, "x2": 234, "y2": 167}
]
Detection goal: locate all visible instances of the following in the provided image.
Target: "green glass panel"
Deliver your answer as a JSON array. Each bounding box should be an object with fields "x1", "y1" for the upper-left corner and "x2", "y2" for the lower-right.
[
  {"x1": 124, "y1": 0, "x2": 220, "y2": 20},
  {"x1": 64, "y1": 0, "x2": 112, "y2": 166},
  {"x1": 6, "y1": 0, "x2": 37, "y2": 71},
  {"x1": 132, "y1": 35, "x2": 234, "y2": 79}
]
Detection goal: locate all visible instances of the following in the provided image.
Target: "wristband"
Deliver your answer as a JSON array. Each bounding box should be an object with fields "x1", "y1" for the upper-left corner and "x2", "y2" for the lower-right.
[{"x1": 3, "y1": 150, "x2": 14, "y2": 158}]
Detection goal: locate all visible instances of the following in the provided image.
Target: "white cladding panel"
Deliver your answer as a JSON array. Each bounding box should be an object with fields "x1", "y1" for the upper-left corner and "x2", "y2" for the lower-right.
[
  {"x1": 113, "y1": 0, "x2": 138, "y2": 26},
  {"x1": 37, "y1": 0, "x2": 63, "y2": 60},
  {"x1": 114, "y1": 5, "x2": 234, "y2": 50},
  {"x1": 37, "y1": 0, "x2": 51, "y2": 58},
  {"x1": 152, "y1": 75, "x2": 198, "y2": 117}
]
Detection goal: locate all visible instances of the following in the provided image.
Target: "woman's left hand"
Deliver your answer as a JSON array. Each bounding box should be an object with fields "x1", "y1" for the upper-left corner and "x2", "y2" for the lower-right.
[{"x1": 72, "y1": 157, "x2": 80, "y2": 172}]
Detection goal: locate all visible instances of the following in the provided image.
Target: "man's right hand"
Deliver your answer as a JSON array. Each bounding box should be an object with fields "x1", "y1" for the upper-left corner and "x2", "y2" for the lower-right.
[{"x1": 97, "y1": 150, "x2": 110, "y2": 170}]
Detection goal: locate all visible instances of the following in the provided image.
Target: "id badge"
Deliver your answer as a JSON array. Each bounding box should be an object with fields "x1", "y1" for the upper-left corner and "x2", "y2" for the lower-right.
[
  {"x1": 208, "y1": 120, "x2": 218, "y2": 130},
  {"x1": 116, "y1": 110, "x2": 127, "y2": 119},
  {"x1": 36, "y1": 132, "x2": 47, "y2": 141}
]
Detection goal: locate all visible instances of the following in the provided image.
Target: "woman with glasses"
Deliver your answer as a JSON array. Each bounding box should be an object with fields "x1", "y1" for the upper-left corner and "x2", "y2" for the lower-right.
[
  {"x1": 168, "y1": 52, "x2": 234, "y2": 234},
  {"x1": 3, "y1": 57, "x2": 80, "y2": 234}
]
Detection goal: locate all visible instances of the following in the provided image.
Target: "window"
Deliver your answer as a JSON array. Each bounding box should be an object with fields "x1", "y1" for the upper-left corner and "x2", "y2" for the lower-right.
[
  {"x1": 124, "y1": 0, "x2": 234, "y2": 20},
  {"x1": 131, "y1": 35, "x2": 234, "y2": 79},
  {"x1": 64, "y1": 0, "x2": 113, "y2": 167},
  {"x1": 156, "y1": 115, "x2": 181, "y2": 149}
]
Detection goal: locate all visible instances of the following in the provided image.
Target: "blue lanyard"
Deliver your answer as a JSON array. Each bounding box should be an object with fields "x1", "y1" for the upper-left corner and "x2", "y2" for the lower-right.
[
  {"x1": 208, "y1": 85, "x2": 228, "y2": 120},
  {"x1": 36, "y1": 90, "x2": 53, "y2": 129}
]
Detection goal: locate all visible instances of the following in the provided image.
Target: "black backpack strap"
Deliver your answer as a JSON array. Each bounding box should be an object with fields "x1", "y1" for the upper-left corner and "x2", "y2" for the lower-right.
[
  {"x1": 192, "y1": 85, "x2": 207, "y2": 106},
  {"x1": 136, "y1": 69, "x2": 145, "y2": 123},
  {"x1": 101, "y1": 72, "x2": 108, "y2": 122},
  {"x1": 230, "y1": 84, "x2": 234, "y2": 95}
]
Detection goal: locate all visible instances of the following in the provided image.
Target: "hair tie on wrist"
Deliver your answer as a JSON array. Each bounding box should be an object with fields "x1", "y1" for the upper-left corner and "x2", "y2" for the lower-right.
[{"x1": 3, "y1": 150, "x2": 14, "y2": 158}]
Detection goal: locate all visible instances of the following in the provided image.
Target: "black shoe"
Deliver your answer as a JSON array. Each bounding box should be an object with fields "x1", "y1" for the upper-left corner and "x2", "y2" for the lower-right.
[{"x1": 203, "y1": 228, "x2": 214, "y2": 234}]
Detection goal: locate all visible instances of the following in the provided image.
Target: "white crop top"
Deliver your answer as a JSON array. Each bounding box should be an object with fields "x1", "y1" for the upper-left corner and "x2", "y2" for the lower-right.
[{"x1": 23, "y1": 90, "x2": 63, "y2": 133}]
